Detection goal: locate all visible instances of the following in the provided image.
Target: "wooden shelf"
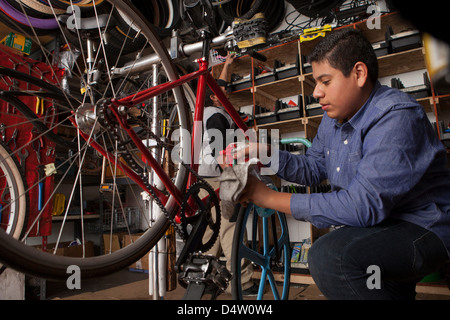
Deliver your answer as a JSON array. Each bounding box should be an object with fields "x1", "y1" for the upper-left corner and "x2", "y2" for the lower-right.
[
  {"x1": 434, "y1": 94, "x2": 450, "y2": 110},
  {"x1": 52, "y1": 214, "x2": 100, "y2": 221},
  {"x1": 212, "y1": 11, "x2": 440, "y2": 140},
  {"x1": 256, "y1": 117, "x2": 304, "y2": 134},
  {"x1": 228, "y1": 88, "x2": 253, "y2": 107},
  {"x1": 378, "y1": 47, "x2": 426, "y2": 78},
  {"x1": 354, "y1": 12, "x2": 416, "y2": 43},
  {"x1": 254, "y1": 76, "x2": 302, "y2": 101}
]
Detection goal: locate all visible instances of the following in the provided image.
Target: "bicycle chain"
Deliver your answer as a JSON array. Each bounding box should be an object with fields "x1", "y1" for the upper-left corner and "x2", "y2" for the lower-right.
[
  {"x1": 99, "y1": 103, "x2": 184, "y2": 238},
  {"x1": 132, "y1": 113, "x2": 221, "y2": 246},
  {"x1": 99, "y1": 102, "x2": 220, "y2": 244}
]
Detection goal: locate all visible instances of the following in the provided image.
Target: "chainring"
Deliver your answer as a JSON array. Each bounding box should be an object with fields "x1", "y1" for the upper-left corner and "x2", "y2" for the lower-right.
[{"x1": 179, "y1": 181, "x2": 221, "y2": 253}]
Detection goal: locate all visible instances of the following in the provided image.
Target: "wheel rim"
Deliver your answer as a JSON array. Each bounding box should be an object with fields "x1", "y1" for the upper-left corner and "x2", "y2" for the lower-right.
[{"x1": 232, "y1": 204, "x2": 290, "y2": 300}]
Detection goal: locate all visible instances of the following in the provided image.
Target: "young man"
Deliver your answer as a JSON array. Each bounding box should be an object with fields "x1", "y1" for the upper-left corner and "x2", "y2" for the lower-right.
[{"x1": 237, "y1": 28, "x2": 450, "y2": 299}]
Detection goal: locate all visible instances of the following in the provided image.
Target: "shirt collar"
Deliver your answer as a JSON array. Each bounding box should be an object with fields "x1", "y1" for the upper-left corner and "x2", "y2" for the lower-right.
[{"x1": 333, "y1": 81, "x2": 381, "y2": 129}]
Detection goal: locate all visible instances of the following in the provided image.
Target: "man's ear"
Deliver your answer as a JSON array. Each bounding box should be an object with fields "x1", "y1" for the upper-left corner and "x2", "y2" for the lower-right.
[{"x1": 353, "y1": 61, "x2": 369, "y2": 87}]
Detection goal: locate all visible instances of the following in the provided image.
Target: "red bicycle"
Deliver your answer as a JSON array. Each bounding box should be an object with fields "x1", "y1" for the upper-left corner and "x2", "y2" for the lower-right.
[{"x1": 0, "y1": 0, "x2": 291, "y2": 299}]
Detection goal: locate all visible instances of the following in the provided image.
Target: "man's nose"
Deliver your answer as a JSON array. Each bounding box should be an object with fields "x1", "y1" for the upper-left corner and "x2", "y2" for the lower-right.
[{"x1": 313, "y1": 85, "x2": 324, "y2": 100}]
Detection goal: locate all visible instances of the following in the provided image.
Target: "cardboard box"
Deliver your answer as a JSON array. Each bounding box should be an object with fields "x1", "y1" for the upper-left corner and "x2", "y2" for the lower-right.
[
  {"x1": 38, "y1": 241, "x2": 94, "y2": 257},
  {"x1": 123, "y1": 233, "x2": 149, "y2": 271},
  {"x1": 1, "y1": 32, "x2": 31, "y2": 55},
  {"x1": 103, "y1": 232, "x2": 127, "y2": 254}
]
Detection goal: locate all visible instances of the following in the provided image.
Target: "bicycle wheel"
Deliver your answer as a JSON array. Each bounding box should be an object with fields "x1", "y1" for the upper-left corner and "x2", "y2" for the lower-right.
[
  {"x1": 231, "y1": 203, "x2": 291, "y2": 300},
  {"x1": 0, "y1": 141, "x2": 28, "y2": 239},
  {"x1": 0, "y1": 0, "x2": 192, "y2": 281}
]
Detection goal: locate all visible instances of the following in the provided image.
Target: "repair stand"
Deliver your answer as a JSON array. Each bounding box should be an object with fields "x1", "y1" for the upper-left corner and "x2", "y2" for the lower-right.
[{"x1": 179, "y1": 252, "x2": 232, "y2": 300}]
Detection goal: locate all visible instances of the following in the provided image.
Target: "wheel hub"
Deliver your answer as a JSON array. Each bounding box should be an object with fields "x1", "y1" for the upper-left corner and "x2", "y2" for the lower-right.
[{"x1": 75, "y1": 103, "x2": 100, "y2": 135}]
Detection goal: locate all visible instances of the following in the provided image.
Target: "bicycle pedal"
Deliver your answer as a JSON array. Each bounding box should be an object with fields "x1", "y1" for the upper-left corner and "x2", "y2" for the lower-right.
[{"x1": 179, "y1": 252, "x2": 231, "y2": 291}]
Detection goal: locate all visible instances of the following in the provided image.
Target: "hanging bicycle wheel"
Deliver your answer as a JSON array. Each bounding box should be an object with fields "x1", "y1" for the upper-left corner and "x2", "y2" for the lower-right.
[
  {"x1": 0, "y1": 0, "x2": 192, "y2": 281},
  {"x1": 231, "y1": 203, "x2": 291, "y2": 300},
  {"x1": 0, "y1": 141, "x2": 28, "y2": 240},
  {"x1": 217, "y1": 0, "x2": 285, "y2": 31}
]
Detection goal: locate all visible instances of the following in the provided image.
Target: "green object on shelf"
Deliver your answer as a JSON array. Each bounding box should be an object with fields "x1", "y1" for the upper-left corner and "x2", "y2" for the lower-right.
[{"x1": 420, "y1": 271, "x2": 443, "y2": 283}]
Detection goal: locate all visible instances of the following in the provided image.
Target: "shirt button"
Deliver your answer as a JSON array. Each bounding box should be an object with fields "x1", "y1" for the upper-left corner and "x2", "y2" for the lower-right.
[
  {"x1": 336, "y1": 167, "x2": 340, "y2": 172},
  {"x1": 344, "y1": 139, "x2": 348, "y2": 145},
  {"x1": 327, "y1": 151, "x2": 330, "y2": 155}
]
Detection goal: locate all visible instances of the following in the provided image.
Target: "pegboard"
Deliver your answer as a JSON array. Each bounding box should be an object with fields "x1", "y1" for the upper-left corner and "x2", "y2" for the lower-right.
[{"x1": 0, "y1": 45, "x2": 59, "y2": 237}]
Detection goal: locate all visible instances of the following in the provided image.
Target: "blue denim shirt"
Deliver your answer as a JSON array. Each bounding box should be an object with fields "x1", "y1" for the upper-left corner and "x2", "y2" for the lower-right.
[{"x1": 273, "y1": 82, "x2": 450, "y2": 255}]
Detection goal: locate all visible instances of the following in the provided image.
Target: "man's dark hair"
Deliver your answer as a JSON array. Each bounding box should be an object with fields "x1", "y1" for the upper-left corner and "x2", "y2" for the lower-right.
[
  {"x1": 205, "y1": 85, "x2": 214, "y2": 106},
  {"x1": 204, "y1": 78, "x2": 227, "y2": 106},
  {"x1": 308, "y1": 28, "x2": 378, "y2": 84}
]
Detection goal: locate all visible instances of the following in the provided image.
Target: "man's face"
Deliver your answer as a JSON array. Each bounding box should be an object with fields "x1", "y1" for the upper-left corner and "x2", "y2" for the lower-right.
[{"x1": 311, "y1": 60, "x2": 364, "y2": 120}]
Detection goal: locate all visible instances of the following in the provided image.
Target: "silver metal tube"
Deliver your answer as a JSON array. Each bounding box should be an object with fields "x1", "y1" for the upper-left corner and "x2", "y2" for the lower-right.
[
  {"x1": 111, "y1": 28, "x2": 233, "y2": 77},
  {"x1": 111, "y1": 53, "x2": 161, "y2": 76},
  {"x1": 181, "y1": 30, "x2": 232, "y2": 56}
]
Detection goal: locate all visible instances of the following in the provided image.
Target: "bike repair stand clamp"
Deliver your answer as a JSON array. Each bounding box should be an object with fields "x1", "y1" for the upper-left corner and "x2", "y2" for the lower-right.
[{"x1": 179, "y1": 252, "x2": 232, "y2": 300}]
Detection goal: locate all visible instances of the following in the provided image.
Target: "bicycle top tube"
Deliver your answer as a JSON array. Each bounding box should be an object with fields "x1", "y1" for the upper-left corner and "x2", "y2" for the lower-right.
[
  {"x1": 112, "y1": 66, "x2": 208, "y2": 108},
  {"x1": 112, "y1": 56, "x2": 250, "y2": 134}
]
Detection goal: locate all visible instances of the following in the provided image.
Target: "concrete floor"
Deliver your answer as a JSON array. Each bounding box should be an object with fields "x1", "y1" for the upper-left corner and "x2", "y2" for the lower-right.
[
  {"x1": 43, "y1": 268, "x2": 324, "y2": 300},
  {"x1": 40, "y1": 268, "x2": 449, "y2": 301}
]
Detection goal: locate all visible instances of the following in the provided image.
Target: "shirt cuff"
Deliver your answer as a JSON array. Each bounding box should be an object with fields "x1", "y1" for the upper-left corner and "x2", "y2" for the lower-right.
[
  {"x1": 215, "y1": 79, "x2": 227, "y2": 87},
  {"x1": 290, "y1": 193, "x2": 312, "y2": 222}
]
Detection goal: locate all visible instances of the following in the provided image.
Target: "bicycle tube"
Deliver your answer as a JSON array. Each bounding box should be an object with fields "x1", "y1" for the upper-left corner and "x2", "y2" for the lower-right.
[
  {"x1": 0, "y1": 66, "x2": 81, "y2": 103},
  {"x1": 0, "y1": 0, "x2": 59, "y2": 29},
  {"x1": 5, "y1": 0, "x2": 66, "y2": 17}
]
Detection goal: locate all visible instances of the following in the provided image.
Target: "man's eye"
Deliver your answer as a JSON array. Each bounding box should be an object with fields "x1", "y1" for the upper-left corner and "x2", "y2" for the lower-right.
[{"x1": 322, "y1": 80, "x2": 330, "y2": 85}]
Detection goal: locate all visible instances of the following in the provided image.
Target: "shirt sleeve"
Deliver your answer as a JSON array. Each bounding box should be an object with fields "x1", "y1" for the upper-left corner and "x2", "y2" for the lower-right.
[
  {"x1": 206, "y1": 113, "x2": 230, "y2": 156},
  {"x1": 273, "y1": 124, "x2": 328, "y2": 186},
  {"x1": 286, "y1": 105, "x2": 441, "y2": 228}
]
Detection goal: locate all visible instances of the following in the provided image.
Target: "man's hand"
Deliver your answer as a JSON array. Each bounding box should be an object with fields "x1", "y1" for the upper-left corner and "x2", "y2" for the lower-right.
[
  {"x1": 238, "y1": 174, "x2": 292, "y2": 214},
  {"x1": 224, "y1": 53, "x2": 236, "y2": 66},
  {"x1": 238, "y1": 174, "x2": 271, "y2": 207},
  {"x1": 232, "y1": 142, "x2": 271, "y2": 164}
]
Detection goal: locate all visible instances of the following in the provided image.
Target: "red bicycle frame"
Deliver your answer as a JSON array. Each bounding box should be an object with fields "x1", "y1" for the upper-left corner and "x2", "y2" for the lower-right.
[{"x1": 72, "y1": 57, "x2": 251, "y2": 216}]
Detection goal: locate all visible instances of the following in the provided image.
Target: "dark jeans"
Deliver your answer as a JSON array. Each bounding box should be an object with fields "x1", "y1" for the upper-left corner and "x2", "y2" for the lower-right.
[{"x1": 308, "y1": 219, "x2": 448, "y2": 300}]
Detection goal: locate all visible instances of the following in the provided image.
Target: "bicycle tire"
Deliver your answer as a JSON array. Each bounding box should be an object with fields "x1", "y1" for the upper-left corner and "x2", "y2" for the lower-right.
[
  {"x1": 5, "y1": 0, "x2": 66, "y2": 18},
  {"x1": 217, "y1": 0, "x2": 264, "y2": 23},
  {"x1": 0, "y1": 140, "x2": 28, "y2": 240},
  {"x1": 0, "y1": 0, "x2": 191, "y2": 281},
  {"x1": 47, "y1": 0, "x2": 106, "y2": 9},
  {"x1": 0, "y1": 0, "x2": 59, "y2": 29}
]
